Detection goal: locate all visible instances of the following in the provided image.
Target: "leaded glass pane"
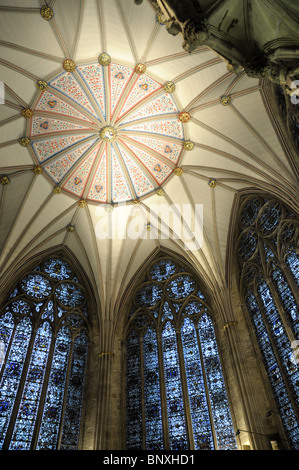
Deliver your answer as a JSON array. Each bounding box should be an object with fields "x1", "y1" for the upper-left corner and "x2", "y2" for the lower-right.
[
  {"x1": 126, "y1": 330, "x2": 142, "y2": 449},
  {"x1": 36, "y1": 326, "x2": 72, "y2": 450},
  {"x1": 143, "y1": 327, "x2": 163, "y2": 450},
  {"x1": 238, "y1": 195, "x2": 299, "y2": 449},
  {"x1": 20, "y1": 274, "x2": 52, "y2": 300},
  {"x1": 126, "y1": 257, "x2": 236, "y2": 450},
  {"x1": 9, "y1": 321, "x2": 52, "y2": 450},
  {"x1": 162, "y1": 321, "x2": 187, "y2": 450},
  {"x1": 60, "y1": 330, "x2": 88, "y2": 450},
  {"x1": 198, "y1": 314, "x2": 237, "y2": 450},
  {"x1": 181, "y1": 317, "x2": 213, "y2": 450},
  {"x1": 0, "y1": 317, "x2": 32, "y2": 449},
  {"x1": 0, "y1": 256, "x2": 89, "y2": 450}
]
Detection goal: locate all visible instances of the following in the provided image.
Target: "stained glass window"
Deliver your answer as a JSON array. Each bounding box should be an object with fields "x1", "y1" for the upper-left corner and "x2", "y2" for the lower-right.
[
  {"x1": 126, "y1": 257, "x2": 237, "y2": 450},
  {"x1": 0, "y1": 255, "x2": 89, "y2": 450},
  {"x1": 237, "y1": 196, "x2": 299, "y2": 449}
]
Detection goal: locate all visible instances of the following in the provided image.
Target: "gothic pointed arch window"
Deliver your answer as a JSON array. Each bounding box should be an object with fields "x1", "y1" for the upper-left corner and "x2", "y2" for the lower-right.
[
  {"x1": 0, "y1": 255, "x2": 90, "y2": 450},
  {"x1": 125, "y1": 257, "x2": 237, "y2": 450},
  {"x1": 236, "y1": 195, "x2": 299, "y2": 449}
]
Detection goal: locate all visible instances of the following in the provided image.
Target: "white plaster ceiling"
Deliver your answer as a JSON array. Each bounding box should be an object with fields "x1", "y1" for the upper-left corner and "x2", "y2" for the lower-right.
[{"x1": 0, "y1": 0, "x2": 297, "y2": 323}]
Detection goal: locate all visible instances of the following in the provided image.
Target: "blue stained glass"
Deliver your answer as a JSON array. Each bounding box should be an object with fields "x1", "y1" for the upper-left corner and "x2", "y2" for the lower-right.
[
  {"x1": 149, "y1": 259, "x2": 176, "y2": 281},
  {"x1": 272, "y1": 266, "x2": 299, "y2": 338},
  {"x1": 36, "y1": 326, "x2": 72, "y2": 450},
  {"x1": 238, "y1": 229, "x2": 258, "y2": 261},
  {"x1": 286, "y1": 249, "x2": 299, "y2": 287},
  {"x1": 0, "y1": 317, "x2": 32, "y2": 449},
  {"x1": 60, "y1": 331, "x2": 88, "y2": 450},
  {"x1": 143, "y1": 327, "x2": 163, "y2": 450},
  {"x1": 9, "y1": 321, "x2": 52, "y2": 450},
  {"x1": 258, "y1": 281, "x2": 299, "y2": 407},
  {"x1": 181, "y1": 318, "x2": 213, "y2": 450},
  {"x1": 166, "y1": 275, "x2": 196, "y2": 300},
  {"x1": 43, "y1": 258, "x2": 72, "y2": 280},
  {"x1": 0, "y1": 312, "x2": 14, "y2": 364},
  {"x1": 162, "y1": 322, "x2": 187, "y2": 450},
  {"x1": 258, "y1": 202, "x2": 282, "y2": 235},
  {"x1": 55, "y1": 282, "x2": 85, "y2": 308},
  {"x1": 240, "y1": 198, "x2": 261, "y2": 227},
  {"x1": 135, "y1": 284, "x2": 163, "y2": 308},
  {"x1": 198, "y1": 314, "x2": 237, "y2": 450},
  {"x1": 245, "y1": 291, "x2": 299, "y2": 448},
  {"x1": 126, "y1": 330, "x2": 142, "y2": 449},
  {"x1": 161, "y1": 301, "x2": 173, "y2": 322},
  {"x1": 20, "y1": 274, "x2": 52, "y2": 299}
]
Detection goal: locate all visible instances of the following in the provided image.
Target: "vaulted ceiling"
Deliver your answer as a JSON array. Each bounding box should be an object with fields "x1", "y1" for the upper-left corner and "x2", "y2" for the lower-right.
[{"x1": 0, "y1": 0, "x2": 297, "y2": 322}]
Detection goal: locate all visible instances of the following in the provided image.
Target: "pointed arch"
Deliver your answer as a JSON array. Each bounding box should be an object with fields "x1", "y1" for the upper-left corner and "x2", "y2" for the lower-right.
[
  {"x1": 231, "y1": 192, "x2": 299, "y2": 449},
  {"x1": 124, "y1": 251, "x2": 237, "y2": 450},
  {"x1": 0, "y1": 247, "x2": 98, "y2": 450}
]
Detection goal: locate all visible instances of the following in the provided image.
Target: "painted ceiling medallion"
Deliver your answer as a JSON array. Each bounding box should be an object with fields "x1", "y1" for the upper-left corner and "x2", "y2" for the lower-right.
[
  {"x1": 22, "y1": 108, "x2": 33, "y2": 119},
  {"x1": 0, "y1": 175, "x2": 10, "y2": 185},
  {"x1": 208, "y1": 179, "x2": 217, "y2": 187},
  {"x1": 40, "y1": 5, "x2": 54, "y2": 21},
  {"x1": 174, "y1": 167, "x2": 183, "y2": 175},
  {"x1": 183, "y1": 140, "x2": 194, "y2": 151},
  {"x1": 135, "y1": 63, "x2": 146, "y2": 74},
  {"x1": 29, "y1": 59, "x2": 185, "y2": 204},
  {"x1": 98, "y1": 52, "x2": 111, "y2": 66},
  {"x1": 178, "y1": 111, "x2": 191, "y2": 122},
  {"x1": 63, "y1": 59, "x2": 76, "y2": 72},
  {"x1": 33, "y1": 165, "x2": 43, "y2": 175},
  {"x1": 36, "y1": 80, "x2": 48, "y2": 91},
  {"x1": 164, "y1": 81, "x2": 175, "y2": 93},
  {"x1": 19, "y1": 137, "x2": 31, "y2": 147},
  {"x1": 100, "y1": 126, "x2": 117, "y2": 142},
  {"x1": 220, "y1": 95, "x2": 231, "y2": 106}
]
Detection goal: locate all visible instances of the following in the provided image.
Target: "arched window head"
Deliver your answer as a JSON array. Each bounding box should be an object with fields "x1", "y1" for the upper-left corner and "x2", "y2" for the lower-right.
[
  {"x1": 0, "y1": 255, "x2": 90, "y2": 450},
  {"x1": 126, "y1": 256, "x2": 237, "y2": 450},
  {"x1": 237, "y1": 195, "x2": 299, "y2": 449}
]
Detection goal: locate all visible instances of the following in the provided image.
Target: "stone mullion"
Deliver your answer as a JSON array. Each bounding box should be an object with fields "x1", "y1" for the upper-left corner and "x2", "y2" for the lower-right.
[
  {"x1": 157, "y1": 331, "x2": 170, "y2": 450},
  {"x1": 175, "y1": 327, "x2": 194, "y2": 450},
  {"x1": 265, "y1": 276, "x2": 296, "y2": 346},
  {"x1": 280, "y1": 261, "x2": 299, "y2": 309},
  {"x1": 2, "y1": 323, "x2": 38, "y2": 450},
  {"x1": 139, "y1": 335, "x2": 146, "y2": 450},
  {"x1": 31, "y1": 331, "x2": 57, "y2": 450},
  {"x1": 56, "y1": 338, "x2": 75, "y2": 450},
  {"x1": 195, "y1": 325, "x2": 218, "y2": 450},
  {"x1": 254, "y1": 288, "x2": 299, "y2": 424}
]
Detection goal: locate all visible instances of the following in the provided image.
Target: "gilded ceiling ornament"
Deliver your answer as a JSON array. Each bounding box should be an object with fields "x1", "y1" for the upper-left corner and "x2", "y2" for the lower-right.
[
  {"x1": 63, "y1": 59, "x2": 76, "y2": 72},
  {"x1": 183, "y1": 140, "x2": 194, "y2": 151},
  {"x1": 78, "y1": 199, "x2": 87, "y2": 208},
  {"x1": 178, "y1": 111, "x2": 191, "y2": 122},
  {"x1": 156, "y1": 188, "x2": 164, "y2": 196},
  {"x1": 53, "y1": 186, "x2": 62, "y2": 194},
  {"x1": 208, "y1": 179, "x2": 217, "y2": 187},
  {"x1": 135, "y1": 63, "x2": 146, "y2": 74},
  {"x1": 21, "y1": 108, "x2": 33, "y2": 119},
  {"x1": 36, "y1": 80, "x2": 48, "y2": 91},
  {"x1": 220, "y1": 95, "x2": 231, "y2": 106},
  {"x1": 66, "y1": 225, "x2": 75, "y2": 232},
  {"x1": 156, "y1": 14, "x2": 166, "y2": 25},
  {"x1": 174, "y1": 167, "x2": 183, "y2": 176},
  {"x1": 0, "y1": 175, "x2": 10, "y2": 185},
  {"x1": 19, "y1": 137, "x2": 31, "y2": 147},
  {"x1": 99, "y1": 126, "x2": 117, "y2": 142},
  {"x1": 33, "y1": 165, "x2": 43, "y2": 175},
  {"x1": 132, "y1": 199, "x2": 140, "y2": 205},
  {"x1": 164, "y1": 81, "x2": 175, "y2": 93},
  {"x1": 98, "y1": 52, "x2": 111, "y2": 66},
  {"x1": 40, "y1": 5, "x2": 54, "y2": 21},
  {"x1": 146, "y1": 222, "x2": 152, "y2": 231}
]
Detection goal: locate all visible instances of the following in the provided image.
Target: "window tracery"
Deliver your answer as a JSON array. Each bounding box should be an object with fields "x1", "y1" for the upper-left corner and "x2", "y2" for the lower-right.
[
  {"x1": 0, "y1": 255, "x2": 89, "y2": 450},
  {"x1": 126, "y1": 257, "x2": 237, "y2": 450},
  {"x1": 237, "y1": 195, "x2": 299, "y2": 449}
]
